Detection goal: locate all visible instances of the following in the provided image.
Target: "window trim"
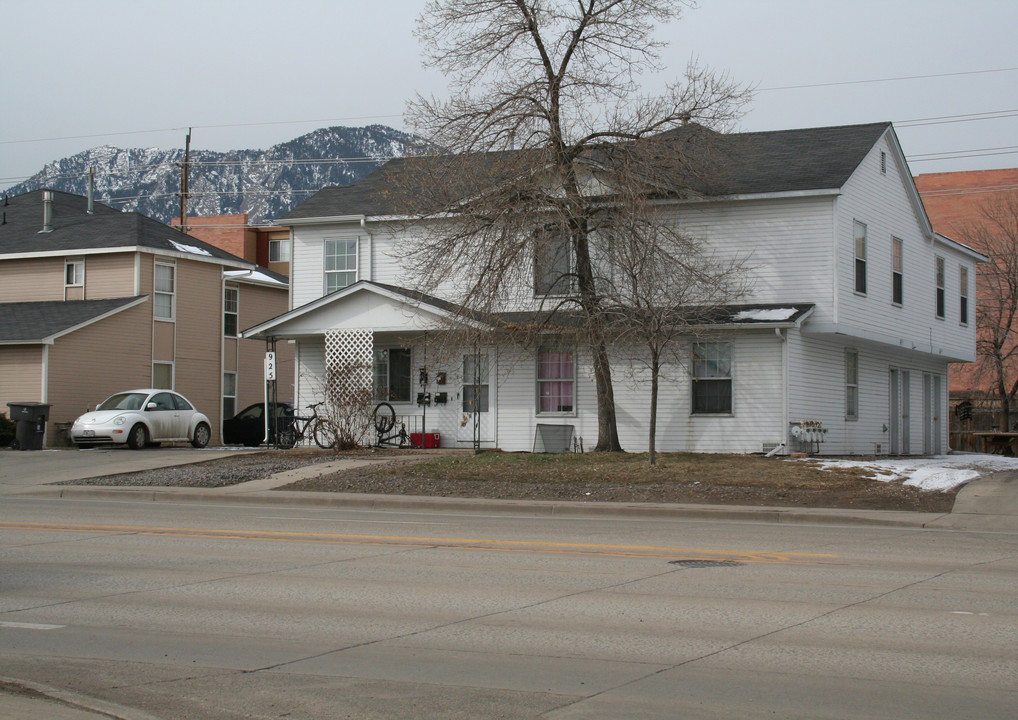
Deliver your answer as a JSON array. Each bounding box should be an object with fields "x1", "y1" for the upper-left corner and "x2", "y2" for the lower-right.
[
  {"x1": 224, "y1": 285, "x2": 239, "y2": 338},
  {"x1": 536, "y1": 345, "x2": 576, "y2": 415},
  {"x1": 533, "y1": 227, "x2": 575, "y2": 298},
  {"x1": 935, "y1": 256, "x2": 946, "y2": 319},
  {"x1": 891, "y1": 237, "x2": 903, "y2": 306},
  {"x1": 853, "y1": 220, "x2": 867, "y2": 296},
  {"x1": 324, "y1": 236, "x2": 358, "y2": 294},
  {"x1": 154, "y1": 261, "x2": 176, "y2": 321},
  {"x1": 691, "y1": 341, "x2": 733, "y2": 416},
  {"x1": 268, "y1": 238, "x2": 291, "y2": 263},
  {"x1": 845, "y1": 349, "x2": 859, "y2": 421},
  {"x1": 152, "y1": 361, "x2": 174, "y2": 389},
  {"x1": 64, "y1": 259, "x2": 84, "y2": 287},
  {"x1": 959, "y1": 266, "x2": 969, "y2": 326},
  {"x1": 223, "y1": 371, "x2": 237, "y2": 420}
]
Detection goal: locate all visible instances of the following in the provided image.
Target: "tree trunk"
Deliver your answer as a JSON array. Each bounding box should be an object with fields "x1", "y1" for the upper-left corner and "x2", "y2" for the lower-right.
[{"x1": 649, "y1": 352, "x2": 659, "y2": 465}]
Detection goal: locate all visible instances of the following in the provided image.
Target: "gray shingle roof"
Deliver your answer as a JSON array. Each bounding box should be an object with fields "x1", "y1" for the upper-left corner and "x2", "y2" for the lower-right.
[
  {"x1": 0, "y1": 296, "x2": 146, "y2": 343},
  {"x1": 278, "y1": 122, "x2": 892, "y2": 221},
  {"x1": 0, "y1": 189, "x2": 252, "y2": 266}
]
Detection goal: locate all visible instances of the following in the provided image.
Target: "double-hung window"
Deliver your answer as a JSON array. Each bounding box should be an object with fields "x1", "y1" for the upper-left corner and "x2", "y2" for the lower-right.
[
  {"x1": 154, "y1": 262, "x2": 176, "y2": 320},
  {"x1": 534, "y1": 228, "x2": 573, "y2": 296},
  {"x1": 691, "y1": 342, "x2": 732, "y2": 414},
  {"x1": 891, "y1": 237, "x2": 903, "y2": 305},
  {"x1": 960, "y1": 266, "x2": 969, "y2": 325},
  {"x1": 845, "y1": 349, "x2": 859, "y2": 420},
  {"x1": 853, "y1": 221, "x2": 867, "y2": 294},
  {"x1": 935, "y1": 256, "x2": 946, "y2": 319},
  {"x1": 325, "y1": 237, "x2": 357, "y2": 294},
  {"x1": 223, "y1": 372, "x2": 237, "y2": 419},
  {"x1": 224, "y1": 286, "x2": 238, "y2": 337},
  {"x1": 537, "y1": 347, "x2": 574, "y2": 413},
  {"x1": 373, "y1": 348, "x2": 412, "y2": 403}
]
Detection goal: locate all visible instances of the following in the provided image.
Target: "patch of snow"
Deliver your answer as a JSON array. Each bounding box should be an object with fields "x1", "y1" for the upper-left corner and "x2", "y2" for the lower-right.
[
  {"x1": 733, "y1": 307, "x2": 798, "y2": 322},
  {"x1": 807, "y1": 453, "x2": 1018, "y2": 492},
  {"x1": 224, "y1": 269, "x2": 287, "y2": 286},
  {"x1": 169, "y1": 239, "x2": 212, "y2": 256}
]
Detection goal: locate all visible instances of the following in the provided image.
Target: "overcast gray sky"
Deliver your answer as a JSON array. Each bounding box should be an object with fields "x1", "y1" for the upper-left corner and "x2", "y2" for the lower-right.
[{"x1": 2, "y1": 0, "x2": 1016, "y2": 192}]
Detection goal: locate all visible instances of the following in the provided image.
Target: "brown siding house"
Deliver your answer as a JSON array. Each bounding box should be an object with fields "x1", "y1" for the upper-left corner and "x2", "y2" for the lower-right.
[{"x1": 0, "y1": 189, "x2": 291, "y2": 447}]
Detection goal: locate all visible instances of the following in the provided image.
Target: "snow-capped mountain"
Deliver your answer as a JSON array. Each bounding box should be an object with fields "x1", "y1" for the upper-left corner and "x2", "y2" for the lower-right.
[{"x1": 4, "y1": 125, "x2": 418, "y2": 224}]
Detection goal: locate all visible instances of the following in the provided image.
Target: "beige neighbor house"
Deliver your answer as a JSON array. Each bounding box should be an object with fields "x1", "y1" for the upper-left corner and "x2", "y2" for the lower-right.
[{"x1": 0, "y1": 189, "x2": 290, "y2": 447}]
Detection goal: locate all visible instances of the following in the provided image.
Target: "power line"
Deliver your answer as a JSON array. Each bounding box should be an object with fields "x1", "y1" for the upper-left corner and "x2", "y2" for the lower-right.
[{"x1": 758, "y1": 66, "x2": 1018, "y2": 92}]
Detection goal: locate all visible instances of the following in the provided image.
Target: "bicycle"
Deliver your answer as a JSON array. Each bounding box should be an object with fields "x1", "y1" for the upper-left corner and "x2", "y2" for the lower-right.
[
  {"x1": 277, "y1": 402, "x2": 336, "y2": 449},
  {"x1": 373, "y1": 402, "x2": 410, "y2": 448}
]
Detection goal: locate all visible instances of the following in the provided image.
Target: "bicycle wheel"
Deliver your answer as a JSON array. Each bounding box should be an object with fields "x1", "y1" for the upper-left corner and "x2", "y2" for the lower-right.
[
  {"x1": 373, "y1": 402, "x2": 396, "y2": 434},
  {"x1": 313, "y1": 419, "x2": 337, "y2": 449},
  {"x1": 277, "y1": 426, "x2": 298, "y2": 449}
]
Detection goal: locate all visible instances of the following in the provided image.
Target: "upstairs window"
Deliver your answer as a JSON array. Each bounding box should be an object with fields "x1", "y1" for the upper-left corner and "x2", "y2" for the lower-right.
[
  {"x1": 154, "y1": 262, "x2": 176, "y2": 320},
  {"x1": 537, "y1": 347, "x2": 575, "y2": 413},
  {"x1": 325, "y1": 237, "x2": 357, "y2": 294},
  {"x1": 224, "y1": 286, "x2": 239, "y2": 337},
  {"x1": 853, "y1": 221, "x2": 867, "y2": 295},
  {"x1": 960, "y1": 266, "x2": 969, "y2": 325},
  {"x1": 692, "y1": 342, "x2": 732, "y2": 415},
  {"x1": 534, "y1": 228, "x2": 574, "y2": 296},
  {"x1": 373, "y1": 347, "x2": 412, "y2": 403},
  {"x1": 269, "y1": 238, "x2": 291, "y2": 263},
  {"x1": 935, "y1": 256, "x2": 946, "y2": 319},
  {"x1": 891, "y1": 237, "x2": 903, "y2": 305},
  {"x1": 845, "y1": 349, "x2": 859, "y2": 420},
  {"x1": 64, "y1": 259, "x2": 84, "y2": 287}
]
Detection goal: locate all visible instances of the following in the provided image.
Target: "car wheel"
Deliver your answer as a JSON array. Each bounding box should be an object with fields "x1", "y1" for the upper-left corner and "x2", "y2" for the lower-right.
[
  {"x1": 127, "y1": 423, "x2": 148, "y2": 450},
  {"x1": 191, "y1": 423, "x2": 211, "y2": 449}
]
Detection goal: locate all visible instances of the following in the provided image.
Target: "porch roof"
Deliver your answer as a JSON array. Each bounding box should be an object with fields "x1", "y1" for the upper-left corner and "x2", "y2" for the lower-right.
[
  {"x1": 243, "y1": 281, "x2": 815, "y2": 340},
  {"x1": 0, "y1": 296, "x2": 148, "y2": 345}
]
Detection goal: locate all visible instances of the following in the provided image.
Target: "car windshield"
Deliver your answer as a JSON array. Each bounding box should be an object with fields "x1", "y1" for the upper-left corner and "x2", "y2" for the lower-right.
[{"x1": 97, "y1": 393, "x2": 148, "y2": 411}]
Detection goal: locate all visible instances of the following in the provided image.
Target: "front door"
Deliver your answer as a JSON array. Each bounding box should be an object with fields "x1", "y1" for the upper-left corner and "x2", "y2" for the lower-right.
[
  {"x1": 458, "y1": 351, "x2": 494, "y2": 446},
  {"x1": 889, "y1": 369, "x2": 911, "y2": 455}
]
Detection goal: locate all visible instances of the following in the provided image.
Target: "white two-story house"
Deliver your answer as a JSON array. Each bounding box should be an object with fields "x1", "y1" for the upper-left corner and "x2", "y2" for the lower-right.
[{"x1": 246, "y1": 122, "x2": 984, "y2": 455}]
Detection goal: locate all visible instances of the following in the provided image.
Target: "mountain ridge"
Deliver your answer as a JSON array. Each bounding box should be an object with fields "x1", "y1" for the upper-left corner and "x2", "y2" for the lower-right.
[{"x1": 3, "y1": 125, "x2": 418, "y2": 225}]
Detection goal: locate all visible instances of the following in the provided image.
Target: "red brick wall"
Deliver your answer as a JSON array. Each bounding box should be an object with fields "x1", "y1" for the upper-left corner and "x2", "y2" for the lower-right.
[{"x1": 171, "y1": 215, "x2": 256, "y2": 263}]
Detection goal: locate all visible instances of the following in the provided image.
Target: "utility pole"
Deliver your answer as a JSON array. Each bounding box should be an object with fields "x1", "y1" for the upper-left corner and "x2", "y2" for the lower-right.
[{"x1": 179, "y1": 127, "x2": 191, "y2": 231}]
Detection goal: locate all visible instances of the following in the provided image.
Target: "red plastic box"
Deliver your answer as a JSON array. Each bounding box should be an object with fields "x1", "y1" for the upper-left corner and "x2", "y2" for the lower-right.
[{"x1": 410, "y1": 432, "x2": 441, "y2": 448}]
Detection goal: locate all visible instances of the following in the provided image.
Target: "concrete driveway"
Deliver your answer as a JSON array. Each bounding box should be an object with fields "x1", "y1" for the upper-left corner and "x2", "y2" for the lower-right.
[{"x1": 0, "y1": 446, "x2": 249, "y2": 496}]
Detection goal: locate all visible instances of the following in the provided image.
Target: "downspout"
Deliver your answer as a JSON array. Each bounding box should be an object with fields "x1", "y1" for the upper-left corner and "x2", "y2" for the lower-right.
[
  {"x1": 777, "y1": 327, "x2": 788, "y2": 456},
  {"x1": 41, "y1": 344, "x2": 49, "y2": 448}
]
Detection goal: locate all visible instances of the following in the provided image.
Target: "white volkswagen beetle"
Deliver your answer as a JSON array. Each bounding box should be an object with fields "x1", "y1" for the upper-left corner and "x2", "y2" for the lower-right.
[{"x1": 71, "y1": 389, "x2": 212, "y2": 449}]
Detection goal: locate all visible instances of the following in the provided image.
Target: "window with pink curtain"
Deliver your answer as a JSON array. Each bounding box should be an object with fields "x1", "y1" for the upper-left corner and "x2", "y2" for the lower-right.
[{"x1": 538, "y1": 349, "x2": 574, "y2": 413}]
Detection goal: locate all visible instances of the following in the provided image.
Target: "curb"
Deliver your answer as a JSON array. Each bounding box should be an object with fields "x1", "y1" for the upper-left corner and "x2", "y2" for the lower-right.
[{"x1": 15, "y1": 484, "x2": 942, "y2": 528}]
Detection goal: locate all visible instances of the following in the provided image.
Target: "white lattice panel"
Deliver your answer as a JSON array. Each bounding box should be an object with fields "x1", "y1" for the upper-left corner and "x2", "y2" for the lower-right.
[{"x1": 324, "y1": 329, "x2": 374, "y2": 397}]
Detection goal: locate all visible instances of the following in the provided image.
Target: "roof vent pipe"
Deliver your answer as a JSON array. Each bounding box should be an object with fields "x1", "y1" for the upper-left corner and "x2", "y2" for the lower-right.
[
  {"x1": 41, "y1": 190, "x2": 54, "y2": 233},
  {"x1": 87, "y1": 167, "x2": 95, "y2": 214}
]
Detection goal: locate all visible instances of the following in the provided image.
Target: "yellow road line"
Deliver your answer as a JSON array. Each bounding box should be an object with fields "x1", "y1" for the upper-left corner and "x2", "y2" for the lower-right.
[{"x1": 0, "y1": 521, "x2": 837, "y2": 564}]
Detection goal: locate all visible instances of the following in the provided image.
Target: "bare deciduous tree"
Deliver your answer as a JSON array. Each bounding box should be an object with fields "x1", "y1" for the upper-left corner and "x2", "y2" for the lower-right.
[
  {"x1": 963, "y1": 193, "x2": 1018, "y2": 429},
  {"x1": 397, "y1": 0, "x2": 752, "y2": 451}
]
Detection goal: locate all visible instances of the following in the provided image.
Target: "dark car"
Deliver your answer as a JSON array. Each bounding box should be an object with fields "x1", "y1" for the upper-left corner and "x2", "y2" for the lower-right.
[{"x1": 222, "y1": 402, "x2": 293, "y2": 446}]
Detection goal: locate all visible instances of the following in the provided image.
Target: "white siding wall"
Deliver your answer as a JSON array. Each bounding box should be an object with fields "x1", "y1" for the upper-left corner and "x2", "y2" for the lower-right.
[
  {"x1": 836, "y1": 136, "x2": 978, "y2": 361},
  {"x1": 660, "y1": 197, "x2": 837, "y2": 321},
  {"x1": 787, "y1": 329, "x2": 950, "y2": 455}
]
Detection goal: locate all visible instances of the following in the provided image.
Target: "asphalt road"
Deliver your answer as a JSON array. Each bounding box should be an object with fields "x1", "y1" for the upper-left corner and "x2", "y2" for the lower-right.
[{"x1": 2, "y1": 493, "x2": 1016, "y2": 719}]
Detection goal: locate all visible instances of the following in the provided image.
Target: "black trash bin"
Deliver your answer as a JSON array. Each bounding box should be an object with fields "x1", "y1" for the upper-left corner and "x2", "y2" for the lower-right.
[{"x1": 6, "y1": 402, "x2": 51, "y2": 451}]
